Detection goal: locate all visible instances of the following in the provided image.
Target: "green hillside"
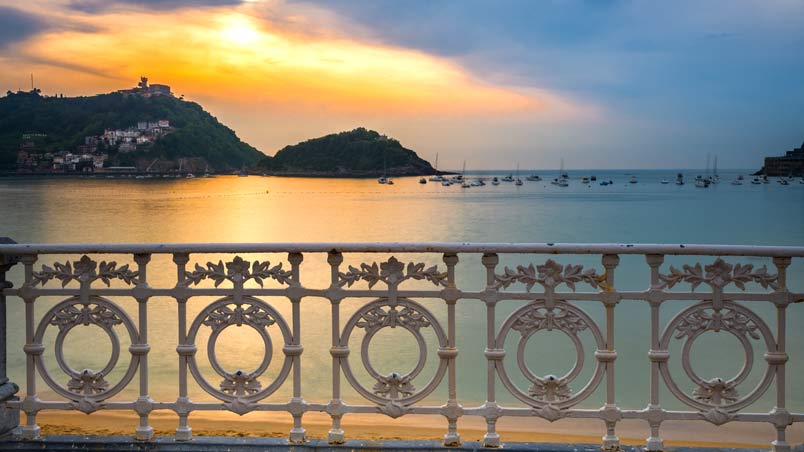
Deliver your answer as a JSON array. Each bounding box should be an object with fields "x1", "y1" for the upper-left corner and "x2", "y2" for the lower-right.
[
  {"x1": 0, "y1": 91, "x2": 264, "y2": 170},
  {"x1": 256, "y1": 128, "x2": 437, "y2": 176}
]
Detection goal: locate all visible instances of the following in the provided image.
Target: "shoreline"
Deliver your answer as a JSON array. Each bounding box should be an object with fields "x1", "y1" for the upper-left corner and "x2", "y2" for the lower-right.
[{"x1": 32, "y1": 411, "x2": 803, "y2": 448}]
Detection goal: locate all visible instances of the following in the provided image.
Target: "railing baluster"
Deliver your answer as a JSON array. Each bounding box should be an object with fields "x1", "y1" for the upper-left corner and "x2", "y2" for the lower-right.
[
  {"x1": 132, "y1": 253, "x2": 153, "y2": 440},
  {"x1": 20, "y1": 255, "x2": 39, "y2": 439},
  {"x1": 481, "y1": 253, "x2": 501, "y2": 448},
  {"x1": 287, "y1": 252, "x2": 306, "y2": 443},
  {"x1": 172, "y1": 253, "x2": 192, "y2": 441},
  {"x1": 441, "y1": 253, "x2": 461, "y2": 446},
  {"x1": 771, "y1": 256, "x2": 791, "y2": 452},
  {"x1": 326, "y1": 251, "x2": 345, "y2": 444},
  {"x1": 600, "y1": 254, "x2": 620, "y2": 450},
  {"x1": 645, "y1": 254, "x2": 665, "y2": 452}
]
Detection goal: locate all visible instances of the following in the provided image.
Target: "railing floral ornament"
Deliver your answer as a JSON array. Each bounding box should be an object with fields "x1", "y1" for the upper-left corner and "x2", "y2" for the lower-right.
[
  {"x1": 181, "y1": 256, "x2": 293, "y2": 287},
  {"x1": 493, "y1": 259, "x2": 606, "y2": 291},
  {"x1": 337, "y1": 257, "x2": 448, "y2": 288},
  {"x1": 0, "y1": 242, "x2": 801, "y2": 452},
  {"x1": 31, "y1": 255, "x2": 138, "y2": 287},
  {"x1": 658, "y1": 258, "x2": 778, "y2": 290}
]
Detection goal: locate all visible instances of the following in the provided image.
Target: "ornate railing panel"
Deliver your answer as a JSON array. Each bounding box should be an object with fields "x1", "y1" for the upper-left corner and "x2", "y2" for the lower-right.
[{"x1": 0, "y1": 242, "x2": 801, "y2": 451}]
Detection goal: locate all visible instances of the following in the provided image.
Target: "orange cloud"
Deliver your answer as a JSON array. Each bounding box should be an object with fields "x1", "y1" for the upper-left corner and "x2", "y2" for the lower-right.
[{"x1": 11, "y1": 5, "x2": 592, "y2": 118}]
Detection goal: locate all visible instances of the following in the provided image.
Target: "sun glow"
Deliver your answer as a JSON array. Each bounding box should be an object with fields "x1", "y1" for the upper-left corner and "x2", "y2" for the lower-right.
[{"x1": 218, "y1": 15, "x2": 262, "y2": 46}]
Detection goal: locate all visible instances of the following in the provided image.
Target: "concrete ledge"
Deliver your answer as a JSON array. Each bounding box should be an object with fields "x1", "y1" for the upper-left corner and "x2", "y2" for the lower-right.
[{"x1": 0, "y1": 435, "x2": 776, "y2": 452}]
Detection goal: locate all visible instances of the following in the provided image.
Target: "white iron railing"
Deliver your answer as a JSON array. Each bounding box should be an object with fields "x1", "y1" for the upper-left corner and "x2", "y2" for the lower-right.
[{"x1": 0, "y1": 241, "x2": 802, "y2": 450}]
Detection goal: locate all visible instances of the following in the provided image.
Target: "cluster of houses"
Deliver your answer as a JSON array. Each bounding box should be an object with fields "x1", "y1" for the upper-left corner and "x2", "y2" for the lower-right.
[{"x1": 16, "y1": 119, "x2": 172, "y2": 172}]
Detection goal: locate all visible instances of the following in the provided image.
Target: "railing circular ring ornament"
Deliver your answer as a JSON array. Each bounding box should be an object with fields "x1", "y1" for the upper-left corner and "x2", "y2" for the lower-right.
[
  {"x1": 33, "y1": 296, "x2": 140, "y2": 403},
  {"x1": 495, "y1": 301, "x2": 606, "y2": 409},
  {"x1": 340, "y1": 297, "x2": 448, "y2": 406},
  {"x1": 658, "y1": 300, "x2": 776, "y2": 412},
  {"x1": 186, "y1": 295, "x2": 293, "y2": 402}
]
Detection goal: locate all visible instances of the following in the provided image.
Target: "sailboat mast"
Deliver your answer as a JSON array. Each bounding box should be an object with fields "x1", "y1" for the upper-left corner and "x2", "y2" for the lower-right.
[{"x1": 434, "y1": 153, "x2": 439, "y2": 173}]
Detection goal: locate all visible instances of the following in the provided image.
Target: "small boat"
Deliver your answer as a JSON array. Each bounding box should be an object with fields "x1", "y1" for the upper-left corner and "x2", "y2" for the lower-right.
[
  {"x1": 441, "y1": 180, "x2": 451, "y2": 186},
  {"x1": 429, "y1": 153, "x2": 443, "y2": 182},
  {"x1": 660, "y1": 179, "x2": 669, "y2": 184},
  {"x1": 590, "y1": 175, "x2": 597, "y2": 181},
  {"x1": 501, "y1": 174, "x2": 514, "y2": 182},
  {"x1": 762, "y1": 175, "x2": 769, "y2": 184},
  {"x1": 515, "y1": 178, "x2": 523, "y2": 186},
  {"x1": 778, "y1": 178, "x2": 789, "y2": 186},
  {"x1": 600, "y1": 181, "x2": 609, "y2": 186},
  {"x1": 581, "y1": 177, "x2": 590, "y2": 184},
  {"x1": 799, "y1": 178, "x2": 804, "y2": 184},
  {"x1": 525, "y1": 174, "x2": 541, "y2": 181},
  {"x1": 387, "y1": 179, "x2": 394, "y2": 185},
  {"x1": 675, "y1": 173, "x2": 684, "y2": 185},
  {"x1": 731, "y1": 179, "x2": 743, "y2": 185},
  {"x1": 419, "y1": 177, "x2": 426, "y2": 184},
  {"x1": 491, "y1": 177, "x2": 500, "y2": 186},
  {"x1": 695, "y1": 178, "x2": 710, "y2": 188},
  {"x1": 186, "y1": 173, "x2": 195, "y2": 179},
  {"x1": 750, "y1": 178, "x2": 762, "y2": 185},
  {"x1": 557, "y1": 179, "x2": 569, "y2": 187},
  {"x1": 378, "y1": 176, "x2": 387, "y2": 184},
  {"x1": 629, "y1": 175, "x2": 638, "y2": 184}
]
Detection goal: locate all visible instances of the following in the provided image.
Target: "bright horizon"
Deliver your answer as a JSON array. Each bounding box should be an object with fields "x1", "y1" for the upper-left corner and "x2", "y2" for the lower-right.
[{"x1": 1, "y1": 0, "x2": 802, "y2": 170}]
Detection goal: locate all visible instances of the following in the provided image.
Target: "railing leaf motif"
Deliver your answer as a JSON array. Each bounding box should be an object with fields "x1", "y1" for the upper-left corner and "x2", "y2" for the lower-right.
[
  {"x1": 658, "y1": 258, "x2": 778, "y2": 291},
  {"x1": 337, "y1": 257, "x2": 447, "y2": 288},
  {"x1": 528, "y1": 375, "x2": 572, "y2": 402},
  {"x1": 202, "y1": 303, "x2": 277, "y2": 333},
  {"x1": 693, "y1": 378, "x2": 739, "y2": 405},
  {"x1": 67, "y1": 369, "x2": 109, "y2": 395},
  {"x1": 373, "y1": 372, "x2": 416, "y2": 398},
  {"x1": 32, "y1": 255, "x2": 138, "y2": 287},
  {"x1": 674, "y1": 307, "x2": 760, "y2": 341},
  {"x1": 511, "y1": 305, "x2": 588, "y2": 335},
  {"x1": 181, "y1": 256, "x2": 292, "y2": 287},
  {"x1": 220, "y1": 370, "x2": 262, "y2": 396},
  {"x1": 493, "y1": 259, "x2": 605, "y2": 292},
  {"x1": 355, "y1": 305, "x2": 431, "y2": 332},
  {"x1": 50, "y1": 303, "x2": 124, "y2": 331}
]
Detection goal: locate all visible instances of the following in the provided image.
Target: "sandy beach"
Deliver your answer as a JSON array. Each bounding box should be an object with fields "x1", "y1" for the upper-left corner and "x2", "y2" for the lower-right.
[{"x1": 33, "y1": 410, "x2": 804, "y2": 448}]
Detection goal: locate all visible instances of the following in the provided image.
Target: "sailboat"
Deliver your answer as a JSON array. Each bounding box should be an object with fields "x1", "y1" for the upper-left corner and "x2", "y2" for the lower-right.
[
  {"x1": 675, "y1": 173, "x2": 684, "y2": 185},
  {"x1": 491, "y1": 176, "x2": 500, "y2": 186},
  {"x1": 429, "y1": 153, "x2": 444, "y2": 182},
  {"x1": 514, "y1": 163, "x2": 523, "y2": 185},
  {"x1": 461, "y1": 161, "x2": 471, "y2": 188},
  {"x1": 378, "y1": 149, "x2": 388, "y2": 184},
  {"x1": 711, "y1": 156, "x2": 720, "y2": 184}
]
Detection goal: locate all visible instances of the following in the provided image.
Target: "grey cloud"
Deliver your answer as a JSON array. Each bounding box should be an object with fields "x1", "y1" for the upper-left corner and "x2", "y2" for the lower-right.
[
  {"x1": 0, "y1": 6, "x2": 52, "y2": 48},
  {"x1": 69, "y1": 0, "x2": 243, "y2": 14}
]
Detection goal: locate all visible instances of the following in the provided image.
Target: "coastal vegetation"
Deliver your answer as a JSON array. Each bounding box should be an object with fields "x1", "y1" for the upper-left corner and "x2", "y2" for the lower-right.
[
  {"x1": 255, "y1": 128, "x2": 439, "y2": 176},
  {"x1": 0, "y1": 91, "x2": 263, "y2": 171}
]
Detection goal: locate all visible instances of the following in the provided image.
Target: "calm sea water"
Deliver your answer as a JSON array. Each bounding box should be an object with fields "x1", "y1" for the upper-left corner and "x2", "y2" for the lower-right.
[{"x1": 0, "y1": 169, "x2": 802, "y2": 414}]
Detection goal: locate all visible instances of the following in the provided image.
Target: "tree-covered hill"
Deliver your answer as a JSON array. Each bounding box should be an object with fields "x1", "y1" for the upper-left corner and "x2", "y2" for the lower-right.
[
  {"x1": 0, "y1": 91, "x2": 264, "y2": 170},
  {"x1": 256, "y1": 128, "x2": 438, "y2": 176}
]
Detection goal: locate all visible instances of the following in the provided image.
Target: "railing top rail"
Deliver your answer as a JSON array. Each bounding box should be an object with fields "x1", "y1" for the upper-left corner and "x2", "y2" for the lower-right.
[{"x1": 0, "y1": 242, "x2": 803, "y2": 257}]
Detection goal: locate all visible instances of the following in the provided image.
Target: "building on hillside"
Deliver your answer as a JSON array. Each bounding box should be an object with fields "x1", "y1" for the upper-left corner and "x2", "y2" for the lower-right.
[
  {"x1": 118, "y1": 77, "x2": 174, "y2": 98},
  {"x1": 762, "y1": 141, "x2": 804, "y2": 176}
]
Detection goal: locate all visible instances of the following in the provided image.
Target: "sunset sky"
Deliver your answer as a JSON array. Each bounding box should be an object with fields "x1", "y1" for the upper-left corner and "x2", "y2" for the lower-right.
[{"x1": 1, "y1": 0, "x2": 802, "y2": 169}]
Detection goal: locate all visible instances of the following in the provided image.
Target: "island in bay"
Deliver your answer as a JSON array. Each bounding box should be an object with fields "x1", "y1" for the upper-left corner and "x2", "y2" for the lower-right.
[{"x1": 2, "y1": 79, "x2": 441, "y2": 177}]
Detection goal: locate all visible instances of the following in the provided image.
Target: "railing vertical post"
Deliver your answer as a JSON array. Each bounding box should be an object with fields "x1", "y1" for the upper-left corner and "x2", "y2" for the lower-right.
[
  {"x1": 173, "y1": 253, "x2": 192, "y2": 441},
  {"x1": 19, "y1": 255, "x2": 39, "y2": 440},
  {"x1": 600, "y1": 254, "x2": 620, "y2": 450},
  {"x1": 441, "y1": 253, "x2": 461, "y2": 446},
  {"x1": 645, "y1": 254, "x2": 665, "y2": 452},
  {"x1": 0, "y1": 238, "x2": 20, "y2": 437},
  {"x1": 481, "y1": 253, "x2": 501, "y2": 448},
  {"x1": 132, "y1": 253, "x2": 153, "y2": 440},
  {"x1": 326, "y1": 251, "x2": 345, "y2": 444},
  {"x1": 287, "y1": 252, "x2": 306, "y2": 443},
  {"x1": 771, "y1": 256, "x2": 792, "y2": 452}
]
